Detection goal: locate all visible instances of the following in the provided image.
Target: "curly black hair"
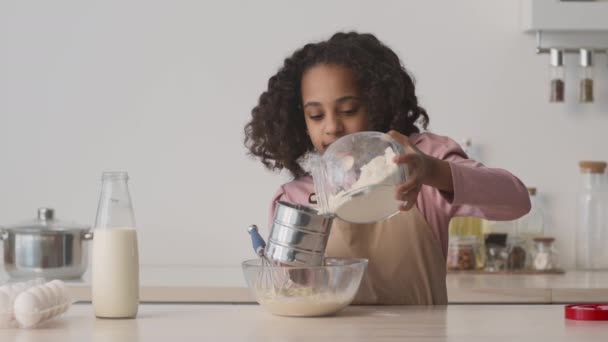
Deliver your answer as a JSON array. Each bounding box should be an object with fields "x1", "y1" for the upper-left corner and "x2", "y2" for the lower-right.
[{"x1": 244, "y1": 31, "x2": 429, "y2": 179}]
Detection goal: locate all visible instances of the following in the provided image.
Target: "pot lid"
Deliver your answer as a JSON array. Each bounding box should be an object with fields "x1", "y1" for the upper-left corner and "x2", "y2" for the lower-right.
[{"x1": 3, "y1": 208, "x2": 89, "y2": 233}]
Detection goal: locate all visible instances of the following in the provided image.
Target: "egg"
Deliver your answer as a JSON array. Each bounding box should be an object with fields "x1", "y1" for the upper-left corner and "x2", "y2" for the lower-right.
[
  {"x1": 14, "y1": 292, "x2": 42, "y2": 327},
  {"x1": 33, "y1": 286, "x2": 56, "y2": 321},
  {"x1": 48, "y1": 279, "x2": 66, "y2": 289},
  {"x1": 40, "y1": 285, "x2": 56, "y2": 307},
  {"x1": 48, "y1": 280, "x2": 68, "y2": 302},
  {"x1": 46, "y1": 282, "x2": 65, "y2": 304},
  {"x1": 28, "y1": 287, "x2": 49, "y2": 310}
]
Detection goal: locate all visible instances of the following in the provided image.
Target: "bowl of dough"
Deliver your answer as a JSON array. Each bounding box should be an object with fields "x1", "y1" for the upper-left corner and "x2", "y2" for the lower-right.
[
  {"x1": 311, "y1": 131, "x2": 408, "y2": 224},
  {"x1": 241, "y1": 258, "x2": 368, "y2": 317}
]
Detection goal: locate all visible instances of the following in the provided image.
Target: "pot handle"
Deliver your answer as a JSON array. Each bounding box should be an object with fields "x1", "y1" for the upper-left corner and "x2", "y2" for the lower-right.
[{"x1": 83, "y1": 230, "x2": 94, "y2": 240}]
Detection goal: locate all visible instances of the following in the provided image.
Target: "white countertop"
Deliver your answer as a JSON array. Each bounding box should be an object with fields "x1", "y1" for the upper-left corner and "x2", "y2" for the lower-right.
[
  {"x1": 1, "y1": 304, "x2": 607, "y2": 341},
  {"x1": 2, "y1": 266, "x2": 608, "y2": 304}
]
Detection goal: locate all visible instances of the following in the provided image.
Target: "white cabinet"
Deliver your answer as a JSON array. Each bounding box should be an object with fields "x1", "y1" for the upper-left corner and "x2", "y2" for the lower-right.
[
  {"x1": 522, "y1": 0, "x2": 608, "y2": 32},
  {"x1": 522, "y1": 0, "x2": 608, "y2": 51}
]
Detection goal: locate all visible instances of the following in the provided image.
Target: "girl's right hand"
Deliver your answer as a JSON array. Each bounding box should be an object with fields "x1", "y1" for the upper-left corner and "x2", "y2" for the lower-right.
[
  {"x1": 386, "y1": 131, "x2": 428, "y2": 211},
  {"x1": 386, "y1": 130, "x2": 454, "y2": 211}
]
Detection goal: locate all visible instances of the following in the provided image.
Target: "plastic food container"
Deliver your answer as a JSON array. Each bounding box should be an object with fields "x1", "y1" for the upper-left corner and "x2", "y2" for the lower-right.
[
  {"x1": 0, "y1": 279, "x2": 72, "y2": 328},
  {"x1": 311, "y1": 132, "x2": 408, "y2": 224}
]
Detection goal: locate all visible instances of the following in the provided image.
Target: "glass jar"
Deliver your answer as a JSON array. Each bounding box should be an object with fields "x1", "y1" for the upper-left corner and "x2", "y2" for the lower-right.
[
  {"x1": 484, "y1": 233, "x2": 508, "y2": 272},
  {"x1": 449, "y1": 217, "x2": 484, "y2": 268},
  {"x1": 576, "y1": 161, "x2": 608, "y2": 270},
  {"x1": 549, "y1": 48, "x2": 565, "y2": 103},
  {"x1": 578, "y1": 49, "x2": 594, "y2": 103},
  {"x1": 506, "y1": 236, "x2": 528, "y2": 271},
  {"x1": 531, "y1": 237, "x2": 558, "y2": 271},
  {"x1": 447, "y1": 236, "x2": 479, "y2": 271},
  {"x1": 515, "y1": 187, "x2": 545, "y2": 239}
]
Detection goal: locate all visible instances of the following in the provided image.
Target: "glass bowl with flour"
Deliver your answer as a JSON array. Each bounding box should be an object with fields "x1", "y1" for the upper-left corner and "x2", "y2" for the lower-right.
[
  {"x1": 242, "y1": 258, "x2": 368, "y2": 317},
  {"x1": 311, "y1": 131, "x2": 408, "y2": 223}
]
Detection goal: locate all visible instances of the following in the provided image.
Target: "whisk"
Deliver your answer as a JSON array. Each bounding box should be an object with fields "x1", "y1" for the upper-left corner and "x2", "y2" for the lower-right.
[
  {"x1": 246, "y1": 225, "x2": 292, "y2": 293},
  {"x1": 247, "y1": 225, "x2": 276, "y2": 289},
  {"x1": 247, "y1": 225, "x2": 272, "y2": 266}
]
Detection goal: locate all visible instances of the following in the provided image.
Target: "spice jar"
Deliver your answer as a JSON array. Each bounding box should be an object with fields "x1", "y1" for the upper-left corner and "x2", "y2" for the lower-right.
[
  {"x1": 506, "y1": 236, "x2": 527, "y2": 271},
  {"x1": 549, "y1": 48, "x2": 565, "y2": 103},
  {"x1": 447, "y1": 236, "x2": 479, "y2": 271},
  {"x1": 578, "y1": 49, "x2": 594, "y2": 103},
  {"x1": 531, "y1": 237, "x2": 558, "y2": 271},
  {"x1": 484, "y1": 233, "x2": 508, "y2": 272}
]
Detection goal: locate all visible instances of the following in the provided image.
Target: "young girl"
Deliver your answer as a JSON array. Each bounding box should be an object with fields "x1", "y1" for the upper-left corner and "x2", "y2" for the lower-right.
[{"x1": 244, "y1": 32, "x2": 530, "y2": 305}]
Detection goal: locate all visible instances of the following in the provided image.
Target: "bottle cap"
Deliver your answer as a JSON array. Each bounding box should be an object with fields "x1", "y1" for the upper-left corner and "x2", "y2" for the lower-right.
[
  {"x1": 533, "y1": 237, "x2": 555, "y2": 244},
  {"x1": 565, "y1": 304, "x2": 608, "y2": 321},
  {"x1": 578, "y1": 161, "x2": 607, "y2": 174}
]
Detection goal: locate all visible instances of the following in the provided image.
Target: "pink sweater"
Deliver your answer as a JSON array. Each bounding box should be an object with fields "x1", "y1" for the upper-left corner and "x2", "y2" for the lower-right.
[{"x1": 269, "y1": 132, "x2": 531, "y2": 257}]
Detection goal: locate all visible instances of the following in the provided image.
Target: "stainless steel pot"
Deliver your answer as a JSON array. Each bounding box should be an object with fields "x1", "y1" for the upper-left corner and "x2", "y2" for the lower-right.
[{"x1": 0, "y1": 208, "x2": 92, "y2": 279}]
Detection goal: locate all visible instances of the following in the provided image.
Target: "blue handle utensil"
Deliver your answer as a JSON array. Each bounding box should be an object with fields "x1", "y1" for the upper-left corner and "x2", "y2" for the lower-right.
[{"x1": 247, "y1": 225, "x2": 267, "y2": 258}]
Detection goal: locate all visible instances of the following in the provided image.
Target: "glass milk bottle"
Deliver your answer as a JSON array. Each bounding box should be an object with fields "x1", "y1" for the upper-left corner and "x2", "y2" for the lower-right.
[
  {"x1": 576, "y1": 161, "x2": 608, "y2": 270},
  {"x1": 92, "y1": 172, "x2": 139, "y2": 318}
]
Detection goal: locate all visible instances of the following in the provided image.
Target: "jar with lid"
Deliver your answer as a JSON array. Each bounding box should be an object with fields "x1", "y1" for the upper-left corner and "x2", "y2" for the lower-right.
[
  {"x1": 506, "y1": 236, "x2": 528, "y2": 271},
  {"x1": 484, "y1": 233, "x2": 508, "y2": 272},
  {"x1": 531, "y1": 237, "x2": 558, "y2": 271},
  {"x1": 578, "y1": 49, "x2": 594, "y2": 103},
  {"x1": 447, "y1": 235, "x2": 479, "y2": 271},
  {"x1": 576, "y1": 161, "x2": 608, "y2": 270},
  {"x1": 549, "y1": 48, "x2": 565, "y2": 103}
]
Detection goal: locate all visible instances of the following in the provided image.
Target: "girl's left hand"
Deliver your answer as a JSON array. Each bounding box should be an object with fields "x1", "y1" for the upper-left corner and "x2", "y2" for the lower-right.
[{"x1": 386, "y1": 130, "x2": 434, "y2": 211}]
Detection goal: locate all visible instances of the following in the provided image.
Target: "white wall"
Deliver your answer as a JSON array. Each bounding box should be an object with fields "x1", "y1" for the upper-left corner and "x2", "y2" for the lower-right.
[{"x1": 1, "y1": 0, "x2": 606, "y2": 267}]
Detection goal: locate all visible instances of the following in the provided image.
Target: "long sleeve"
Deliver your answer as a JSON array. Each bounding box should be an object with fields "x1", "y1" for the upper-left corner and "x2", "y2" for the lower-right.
[
  {"x1": 413, "y1": 132, "x2": 531, "y2": 256},
  {"x1": 448, "y1": 158, "x2": 531, "y2": 220}
]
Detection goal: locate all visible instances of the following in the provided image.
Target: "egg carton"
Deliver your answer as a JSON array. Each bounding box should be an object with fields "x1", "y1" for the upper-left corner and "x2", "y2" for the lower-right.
[{"x1": 0, "y1": 279, "x2": 73, "y2": 329}]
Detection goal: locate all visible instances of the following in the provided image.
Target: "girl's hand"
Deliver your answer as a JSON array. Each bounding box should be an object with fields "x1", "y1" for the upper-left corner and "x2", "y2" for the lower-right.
[
  {"x1": 386, "y1": 130, "x2": 454, "y2": 211},
  {"x1": 386, "y1": 130, "x2": 431, "y2": 211}
]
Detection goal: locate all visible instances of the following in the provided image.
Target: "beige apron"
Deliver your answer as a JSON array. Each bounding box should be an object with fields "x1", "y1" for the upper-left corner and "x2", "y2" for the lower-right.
[{"x1": 325, "y1": 207, "x2": 447, "y2": 305}]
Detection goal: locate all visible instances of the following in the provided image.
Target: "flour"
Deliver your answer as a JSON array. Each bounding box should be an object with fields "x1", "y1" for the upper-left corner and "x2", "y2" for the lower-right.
[
  {"x1": 325, "y1": 147, "x2": 404, "y2": 223},
  {"x1": 257, "y1": 287, "x2": 351, "y2": 316}
]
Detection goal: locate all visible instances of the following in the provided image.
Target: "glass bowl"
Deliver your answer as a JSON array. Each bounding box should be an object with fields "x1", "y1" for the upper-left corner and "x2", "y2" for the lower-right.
[
  {"x1": 311, "y1": 131, "x2": 408, "y2": 223},
  {"x1": 241, "y1": 258, "x2": 368, "y2": 317}
]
